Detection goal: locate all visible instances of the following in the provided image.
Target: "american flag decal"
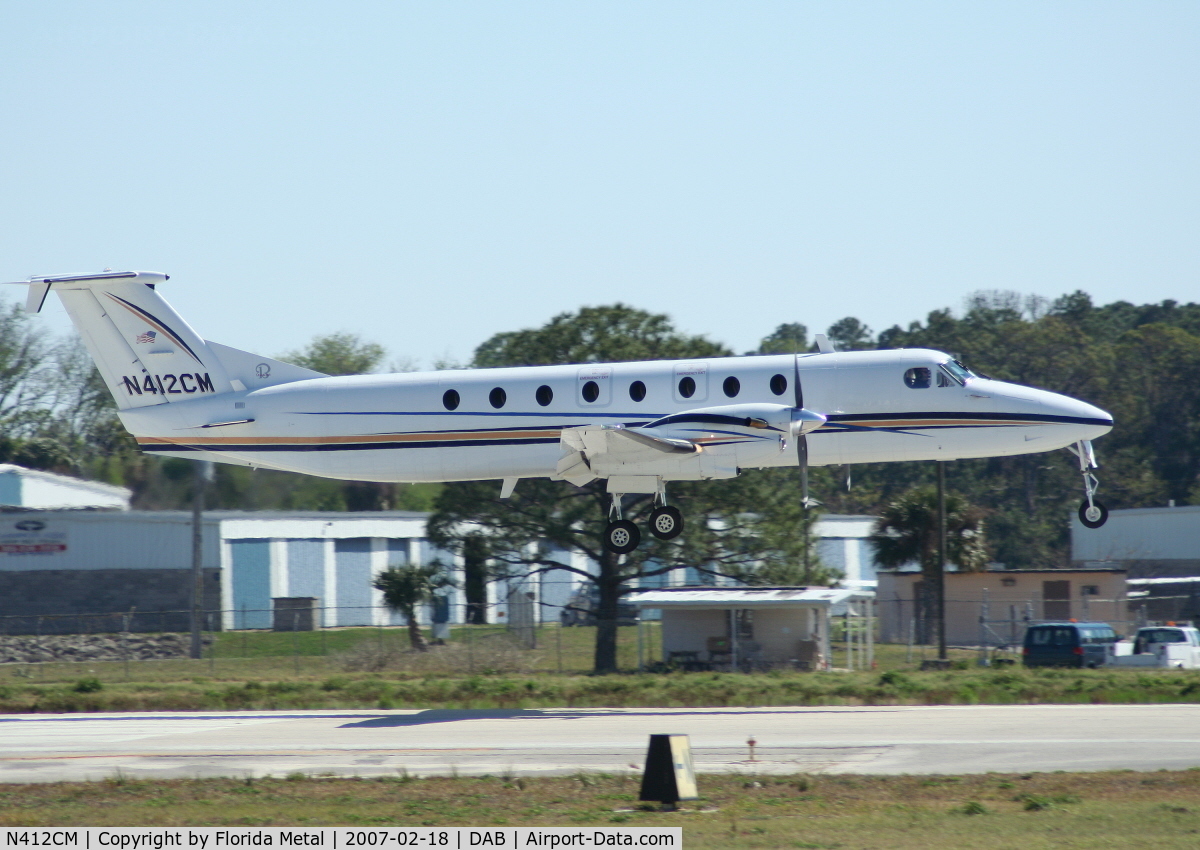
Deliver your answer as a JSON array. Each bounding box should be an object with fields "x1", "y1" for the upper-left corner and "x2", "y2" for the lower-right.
[{"x1": 136, "y1": 331, "x2": 157, "y2": 344}]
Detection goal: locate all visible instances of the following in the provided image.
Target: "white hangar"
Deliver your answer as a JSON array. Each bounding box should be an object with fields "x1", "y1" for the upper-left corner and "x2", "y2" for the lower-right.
[{"x1": 0, "y1": 510, "x2": 447, "y2": 632}]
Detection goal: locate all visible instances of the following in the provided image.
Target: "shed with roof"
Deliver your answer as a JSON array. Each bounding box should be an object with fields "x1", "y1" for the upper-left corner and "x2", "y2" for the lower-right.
[{"x1": 627, "y1": 586, "x2": 860, "y2": 672}]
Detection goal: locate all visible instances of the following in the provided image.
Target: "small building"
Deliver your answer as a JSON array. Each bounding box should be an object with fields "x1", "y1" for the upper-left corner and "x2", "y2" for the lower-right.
[
  {"x1": 627, "y1": 586, "x2": 861, "y2": 671},
  {"x1": 877, "y1": 567, "x2": 1129, "y2": 646},
  {"x1": 0, "y1": 464, "x2": 131, "y2": 510}
]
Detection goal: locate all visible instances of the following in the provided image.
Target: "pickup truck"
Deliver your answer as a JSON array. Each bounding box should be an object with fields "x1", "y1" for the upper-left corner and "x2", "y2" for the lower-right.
[{"x1": 1106, "y1": 625, "x2": 1200, "y2": 669}]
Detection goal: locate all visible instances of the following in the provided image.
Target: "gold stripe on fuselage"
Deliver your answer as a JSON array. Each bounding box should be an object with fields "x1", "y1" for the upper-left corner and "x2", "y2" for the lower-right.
[{"x1": 136, "y1": 429, "x2": 563, "y2": 448}]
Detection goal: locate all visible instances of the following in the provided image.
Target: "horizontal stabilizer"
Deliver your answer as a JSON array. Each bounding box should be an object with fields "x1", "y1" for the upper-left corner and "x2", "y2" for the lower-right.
[{"x1": 206, "y1": 341, "x2": 327, "y2": 391}]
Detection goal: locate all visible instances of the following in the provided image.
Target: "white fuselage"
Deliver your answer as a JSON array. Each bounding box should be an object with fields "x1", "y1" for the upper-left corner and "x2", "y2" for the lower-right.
[{"x1": 119, "y1": 348, "x2": 1113, "y2": 485}]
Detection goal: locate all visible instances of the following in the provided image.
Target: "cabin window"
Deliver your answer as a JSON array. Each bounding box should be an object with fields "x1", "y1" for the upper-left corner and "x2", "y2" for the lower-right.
[
  {"x1": 489, "y1": 387, "x2": 506, "y2": 409},
  {"x1": 535, "y1": 385, "x2": 553, "y2": 406},
  {"x1": 769, "y1": 374, "x2": 787, "y2": 396},
  {"x1": 673, "y1": 364, "x2": 707, "y2": 403},
  {"x1": 722, "y1": 376, "x2": 740, "y2": 398},
  {"x1": 629, "y1": 380, "x2": 646, "y2": 402},
  {"x1": 581, "y1": 381, "x2": 600, "y2": 403},
  {"x1": 442, "y1": 389, "x2": 460, "y2": 410},
  {"x1": 904, "y1": 367, "x2": 931, "y2": 389}
]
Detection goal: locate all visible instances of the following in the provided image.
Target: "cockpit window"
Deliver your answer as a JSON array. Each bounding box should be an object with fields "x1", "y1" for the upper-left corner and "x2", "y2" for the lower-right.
[
  {"x1": 940, "y1": 359, "x2": 976, "y2": 385},
  {"x1": 904, "y1": 367, "x2": 931, "y2": 389}
]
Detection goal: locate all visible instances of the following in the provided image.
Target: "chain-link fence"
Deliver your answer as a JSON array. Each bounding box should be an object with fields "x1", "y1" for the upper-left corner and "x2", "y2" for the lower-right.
[
  {"x1": 878, "y1": 594, "x2": 1135, "y2": 652},
  {"x1": 0, "y1": 604, "x2": 662, "y2": 676}
]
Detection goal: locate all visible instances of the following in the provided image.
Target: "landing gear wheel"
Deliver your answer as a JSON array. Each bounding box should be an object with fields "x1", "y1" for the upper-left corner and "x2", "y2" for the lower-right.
[
  {"x1": 1079, "y1": 500, "x2": 1109, "y2": 529},
  {"x1": 648, "y1": 506, "x2": 684, "y2": 540},
  {"x1": 603, "y1": 519, "x2": 641, "y2": 554}
]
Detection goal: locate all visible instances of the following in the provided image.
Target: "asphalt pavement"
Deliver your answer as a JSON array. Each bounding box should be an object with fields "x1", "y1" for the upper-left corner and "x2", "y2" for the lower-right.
[{"x1": 2, "y1": 704, "x2": 1199, "y2": 783}]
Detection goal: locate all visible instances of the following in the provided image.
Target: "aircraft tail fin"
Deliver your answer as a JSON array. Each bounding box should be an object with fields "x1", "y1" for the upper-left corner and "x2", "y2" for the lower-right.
[{"x1": 22, "y1": 270, "x2": 325, "y2": 410}]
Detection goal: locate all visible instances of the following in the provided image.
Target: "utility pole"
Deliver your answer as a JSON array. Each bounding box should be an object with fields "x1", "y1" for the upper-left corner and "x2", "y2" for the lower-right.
[
  {"x1": 190, "y1": 461, "x2": 214, "y2": 660},
  {"x1": 936, "y1": 461, "x2": 947, "y2": 661}
]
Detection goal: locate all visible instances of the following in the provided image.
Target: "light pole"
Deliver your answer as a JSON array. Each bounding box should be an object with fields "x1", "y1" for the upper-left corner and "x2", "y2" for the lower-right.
[
  {"x1": 936, "y1": 461, "x2": 947, "y2": 661},
  {"x1": 190, "y1": 460, "x2": 214, "y2": 660}
]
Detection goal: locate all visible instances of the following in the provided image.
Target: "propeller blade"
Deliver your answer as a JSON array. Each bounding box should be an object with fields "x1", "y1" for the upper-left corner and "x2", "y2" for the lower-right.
[
  {"x1": 791, "y1": 353, "x2": 821, "y2": 508},
  {"x1": 797, "y1": 435, "x2": 821, "y2": 509},
  {"x1": 798, "y1": 434, "x2": 809, "y2": 506},
  {"x1": 793, "y1": 353, "x2": 803, "y2": 409}
]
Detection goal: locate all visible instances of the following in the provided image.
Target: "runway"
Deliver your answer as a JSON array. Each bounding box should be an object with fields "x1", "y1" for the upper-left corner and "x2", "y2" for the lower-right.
[{"x1": 3, "y1": 704, "x2": 1200, "y2": 783}]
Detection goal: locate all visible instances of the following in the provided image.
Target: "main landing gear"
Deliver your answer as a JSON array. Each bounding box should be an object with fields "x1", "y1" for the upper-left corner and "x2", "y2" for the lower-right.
[
  {"x1": 1069, "y1": 439, "x2": 1108, "y2": 529},
  {"x1": 603, "y1": 489, "x2": 685, "y2": 554}
]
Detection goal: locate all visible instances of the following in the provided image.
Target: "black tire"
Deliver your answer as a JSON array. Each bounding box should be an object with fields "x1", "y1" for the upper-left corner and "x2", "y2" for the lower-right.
[
  {"x1": 603, "y1": 520, "x2": 641, "y2": 554},
  {"x1": 648, "y1": 506, "x2": 684, "y2": 541},
  {"x1": 1078, "y1": 500, "x2": 1109, "y2": 529}
]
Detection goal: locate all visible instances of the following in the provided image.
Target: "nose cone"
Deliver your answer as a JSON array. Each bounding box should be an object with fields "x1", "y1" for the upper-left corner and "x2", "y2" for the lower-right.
[
  {"x1": 1056, "y1": 396, "x2": 1108, "y2": 441},
  {"x1": 986, "y1": 379, "x2": 1113, "y2": 441},
  {"x1": 1047, "y1": 393, "x2": 1113, "y2": 440}
]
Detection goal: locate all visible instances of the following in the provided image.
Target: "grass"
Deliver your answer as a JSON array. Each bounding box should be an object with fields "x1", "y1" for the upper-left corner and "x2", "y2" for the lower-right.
[
  {"x1": 3, "y1": 658, "x2": 1200, "y2": 713},
  {"x1": 2, "y1": 771, "x2": 1200, "y2": 847},
  {"x1": 3, "y1": 626, "x2": 1200, "y2": 713}
]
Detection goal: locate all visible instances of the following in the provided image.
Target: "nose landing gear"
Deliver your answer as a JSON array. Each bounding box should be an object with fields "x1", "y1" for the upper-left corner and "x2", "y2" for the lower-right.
[
  {"x1": 1069, "y1": 440, "x2": 1108, "y2": 529},
  {"x1": 602, "y1": 484, "x2": 686, "y2": 553},
  {"x1": 1079, "y1": 499, "x2": 1108, "y2": 529}
]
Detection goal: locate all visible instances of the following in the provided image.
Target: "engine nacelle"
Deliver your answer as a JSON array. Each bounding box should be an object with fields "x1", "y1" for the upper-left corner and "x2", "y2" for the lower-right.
[{"x1": 642, "y1": 403, "x2": 825, "y2": 440}]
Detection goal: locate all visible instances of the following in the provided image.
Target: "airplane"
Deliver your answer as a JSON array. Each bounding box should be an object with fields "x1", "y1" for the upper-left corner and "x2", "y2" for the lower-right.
[{"x1": 9, "y1": 270, "x2": 1114, "y2": 554}]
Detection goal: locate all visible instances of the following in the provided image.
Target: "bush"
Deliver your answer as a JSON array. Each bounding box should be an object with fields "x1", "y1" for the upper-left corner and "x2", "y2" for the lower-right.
[{"x1": 1019, "y1": 794, "x2": 1053, "y2": 811}]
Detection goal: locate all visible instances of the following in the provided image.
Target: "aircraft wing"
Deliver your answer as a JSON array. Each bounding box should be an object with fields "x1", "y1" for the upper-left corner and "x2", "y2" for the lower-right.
[{"x1": 556, "y1": 424, "x2": 700, "y2": 486}]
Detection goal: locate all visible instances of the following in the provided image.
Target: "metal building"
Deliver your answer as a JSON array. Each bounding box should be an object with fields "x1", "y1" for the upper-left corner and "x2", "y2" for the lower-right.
[
  {"x1": 0, "y1": 510, "x2": 448, "y2": 632},
  {"x1": 1073, "y1": 504, "x2": 1200, "y2": 578},
  {"x1": 0, "y1": 464, "x2": 131, "y2": 510}
]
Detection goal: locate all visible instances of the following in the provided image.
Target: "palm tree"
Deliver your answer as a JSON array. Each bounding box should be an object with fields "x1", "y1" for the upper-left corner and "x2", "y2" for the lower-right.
[
  {"x1": 869, "y1": 487, "x2": 988, "y2": 643},
  {"x1": 372, "y1": 564, "x2": 454, "y2": 652}
]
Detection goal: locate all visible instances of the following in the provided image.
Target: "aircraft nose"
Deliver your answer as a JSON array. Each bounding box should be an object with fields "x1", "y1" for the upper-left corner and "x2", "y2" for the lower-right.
[
  {"x1": 1044, "y1": 392, "x2": 1113, "y2": 440},
  {"x1": 985, "y1": 379, "x2": 1113, "y2": 442}
]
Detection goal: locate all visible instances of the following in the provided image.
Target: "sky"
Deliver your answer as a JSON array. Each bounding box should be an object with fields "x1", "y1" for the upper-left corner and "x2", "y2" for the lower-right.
[{"x1": 2, "y1": 2, "x2": 1198, "y2": 368}]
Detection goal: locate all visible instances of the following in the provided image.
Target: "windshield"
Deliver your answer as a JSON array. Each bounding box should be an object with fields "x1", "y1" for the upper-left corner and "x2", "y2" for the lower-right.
[{"x1": 940, "y1": 359, "x2": 976, "y2": 385}]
